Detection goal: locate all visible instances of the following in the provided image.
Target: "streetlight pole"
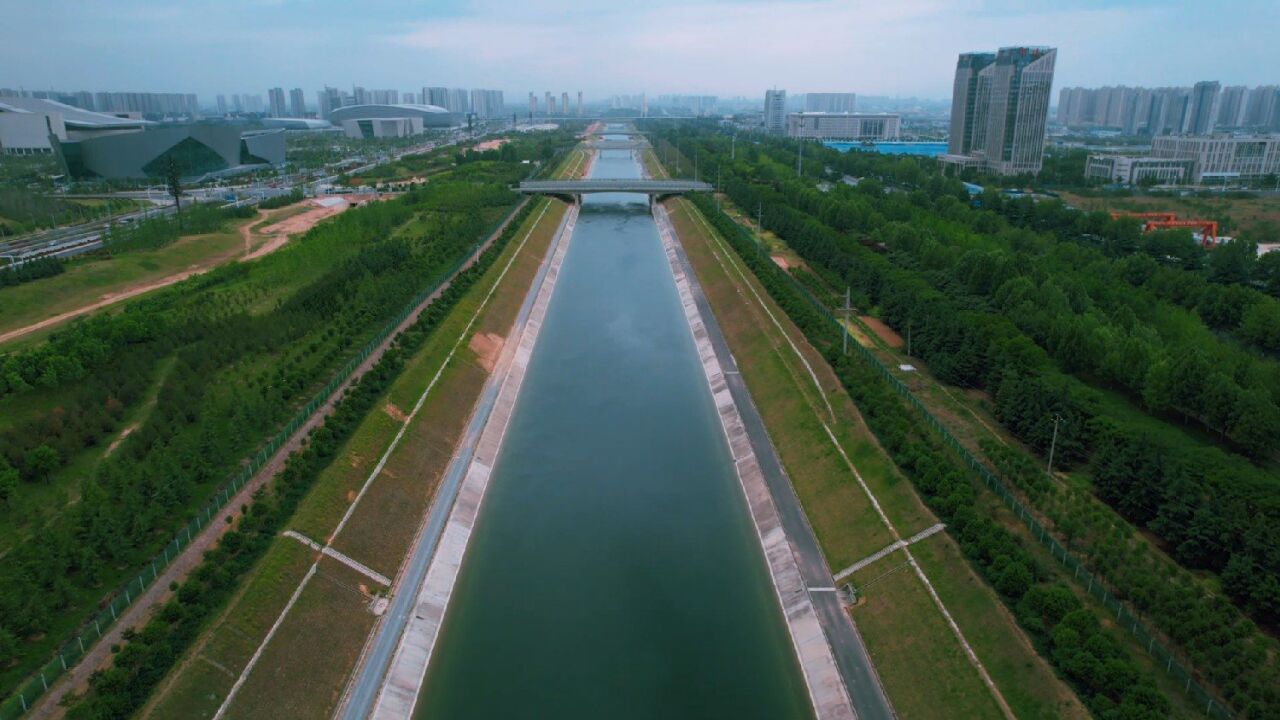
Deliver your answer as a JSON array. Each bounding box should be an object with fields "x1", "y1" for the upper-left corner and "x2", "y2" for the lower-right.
[{"x1": 1046, "y1": 414, "x2": 1063, "y2": 480}]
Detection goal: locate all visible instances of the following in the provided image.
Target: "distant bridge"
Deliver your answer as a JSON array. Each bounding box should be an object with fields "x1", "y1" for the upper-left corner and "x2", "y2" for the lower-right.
[
  {"x1": 587, "y1": 139, "x2": 648, "y2": 150},
  {"x1": 518, "y1": 179, "x2": 712, "y2": 202}
]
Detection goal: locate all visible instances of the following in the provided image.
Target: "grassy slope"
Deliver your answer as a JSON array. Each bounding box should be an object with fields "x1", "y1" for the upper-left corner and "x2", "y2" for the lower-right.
[{"x1": 142, "y1": 197, "x2": 567, "y2": 719}]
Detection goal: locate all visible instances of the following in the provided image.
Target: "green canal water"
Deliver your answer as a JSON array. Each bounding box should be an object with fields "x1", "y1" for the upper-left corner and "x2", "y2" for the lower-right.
[{"x1": 414, "y1": 138, "x2": 812, "y2": 719}]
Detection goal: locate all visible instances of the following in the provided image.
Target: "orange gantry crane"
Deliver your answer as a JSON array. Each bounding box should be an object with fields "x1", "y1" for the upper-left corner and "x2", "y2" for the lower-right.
[
  {"x1": 1107, "y1": 211, "x2": 1220, "y2": 247},
  {"x1": 1143, "y1": 219, "x2": 1220, "y2": 247},
  {"x1": 1109, "y1": 211, "x2": 1178, "y2": 222}
]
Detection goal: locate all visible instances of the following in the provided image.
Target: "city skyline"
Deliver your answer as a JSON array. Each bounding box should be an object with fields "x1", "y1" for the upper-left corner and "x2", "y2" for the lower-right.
[{"x1": 3, "y1": 0, "x2": 1277, "y2": 101}]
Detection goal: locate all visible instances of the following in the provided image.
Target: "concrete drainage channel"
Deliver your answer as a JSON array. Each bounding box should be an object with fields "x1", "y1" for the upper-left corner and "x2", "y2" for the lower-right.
[{"x1": 336, "y1": 200, "x2": 579, "y2": 720}]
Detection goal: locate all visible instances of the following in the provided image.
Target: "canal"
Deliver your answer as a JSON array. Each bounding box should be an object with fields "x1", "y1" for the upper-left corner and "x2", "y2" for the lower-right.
[{"x1": 414, "y1": 136, "x2": 813, "y2": 718}]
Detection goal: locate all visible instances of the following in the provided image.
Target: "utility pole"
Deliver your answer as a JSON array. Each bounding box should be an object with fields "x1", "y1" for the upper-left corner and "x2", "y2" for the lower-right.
[
  {"x1": 797, "y1": 141, "x2": 802, "y2": 176},
  {"x1": 695, "y1": 147, "x2": 699, "y2": 182},
  {"x1": 756, "y1": 201, "x2": 764, "y2": 256},
  {"x1": 906, "y1": 319, "x2": 913, "y2": 357},
  {"x1": 731, "y1": 134, "x2": 736, "y2": 161},
  {"x1": 1047, "y1": 414, "x2": 1063, "y2": 480},
  {"x1": 843, "y1": 287, "x2": 851, "y2": 354}
]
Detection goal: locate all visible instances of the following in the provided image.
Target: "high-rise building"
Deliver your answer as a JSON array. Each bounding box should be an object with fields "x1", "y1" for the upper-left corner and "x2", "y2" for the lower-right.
[
  {"x1": 948, "y1": 52, "x2": 995, "y2": 156},
  {"x1": 289, "y1": 88, "x2": 306, "y2": 118},
  {"x1": 528, "y1": 92, "x2": 537, "y2": 115},
  {"x1": 561, "y1": 92, "x2": 570, "y2": 117},
  {"x1": 1216, "y1": 86, "x2": 1248, "y2": 127},
  {"x1": 318, "y1": 86, "x2": 343, "y2": 119},
  {"x1": 1244, "y1": 85, "x2": 1279, "y2": 127},
  {"x1": 468, "y1": 89, "x2": 503, "y2": 118},
  {"x1": 804, "y1": 93, "x2": 856, "y2": 113},
  {"x1": 216, "y1": 94, "x2": 228, "y2": 115},
  {"x1": 404, "y1": 90, "x2": 419, "y2": 105},
  {"x1": 448, "y1": 88, "x2": 469, "y2": 115},
  {"x1": 426, "y1": 87, "x2": 449, "y2": 109},
  {"x1": 943, "y1": 47, "x2": 1055, "y2": 175},
  {"x1": 763, "y1": 89, "x2": 786, "y2": 135},
  {"x1": 1183, "y1": 81, "x2": 1220, "y2": 135},
  {"x1": 545, "y1": 91, "x2": 553, "y2": 115},
  {"x1": 577, "y1": 91, "x2": 583, "y2": 117},
  {"x1": 267, "y1": 87, "x2": 287, "y2": 118}
]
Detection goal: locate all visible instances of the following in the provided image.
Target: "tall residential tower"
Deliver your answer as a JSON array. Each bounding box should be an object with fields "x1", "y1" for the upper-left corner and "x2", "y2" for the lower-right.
[
  {"x1": 943, "y1": 46, "x2": 1056, "y2": 175},
  {"x1": 764, "y1": 89, "x2": 787, "y2": 135}
]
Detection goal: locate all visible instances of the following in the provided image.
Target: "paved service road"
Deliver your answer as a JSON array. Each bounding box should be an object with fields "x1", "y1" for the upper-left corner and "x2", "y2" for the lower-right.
[{"x1": 664, "y1": 208, "x2": 896, "y2": 720}]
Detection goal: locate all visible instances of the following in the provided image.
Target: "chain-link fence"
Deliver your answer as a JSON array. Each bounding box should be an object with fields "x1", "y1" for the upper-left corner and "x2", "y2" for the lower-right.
[
  {"x1": 0, "y1": 198, "x2": 530, "y2": 720},
  {"x1": 695, "y1": 196, "x2": 1231, "y2": 720}
]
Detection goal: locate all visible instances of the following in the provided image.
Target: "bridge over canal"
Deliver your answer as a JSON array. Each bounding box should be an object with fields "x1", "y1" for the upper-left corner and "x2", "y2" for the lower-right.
[{"x1": 518, "y1": 179, "x2": 712, "y2": 204}]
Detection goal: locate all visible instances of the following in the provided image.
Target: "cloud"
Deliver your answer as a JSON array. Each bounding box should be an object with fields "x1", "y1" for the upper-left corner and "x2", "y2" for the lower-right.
[{"x1": 1, "y1": 0, "x2": 1276, "y2": 100}]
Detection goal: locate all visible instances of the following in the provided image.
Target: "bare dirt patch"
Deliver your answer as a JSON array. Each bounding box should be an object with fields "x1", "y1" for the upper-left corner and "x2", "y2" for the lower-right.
[
  {"x1": 383, "y1": 403, "x2": 408, "y2": 423},
  {"x1": 770, "y1": 254, "x2": 791, "y2": 269},
  {"x1": 472, "y1": 138, "x2": 509, "y2": 152},
  {"x1": 243, "y1": 199, "x2": 349, "y2": 261},
  {"x1": 468, "y1": 331, "x2": 505, "y2": 372},
  {"x1": 860, "y1": 315, "x2": 904, "y2": 348}
]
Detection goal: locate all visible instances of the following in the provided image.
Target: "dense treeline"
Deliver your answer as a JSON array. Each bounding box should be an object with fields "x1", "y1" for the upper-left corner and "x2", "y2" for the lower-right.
[
  {"x1": 0, "y1": 257, "x2": 64, "y2": 288},
  {"x1": 0, "y1": 160, "x2": 532, "y2": 694},
  {"x1": 660, "y1": 128, "x2": 1280, "y2": 717},
  {"x1": 984, "y1": 193, "x2": 1280, "y2": 350},
  {"x1": 256, "y1": 189, "x2": 305, "y2": 210},
  {"x1": 686, "y1": 191, "x2": 1172, "y2": 720},
  {"x1": 62, "y1": 199, "x2": 539, "y2": 719}
]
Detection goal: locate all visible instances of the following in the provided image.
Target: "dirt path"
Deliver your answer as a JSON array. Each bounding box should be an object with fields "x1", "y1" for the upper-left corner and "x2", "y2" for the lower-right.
[
  {"x1": 27, "y1": 197, "x2": 531, "y2": 720},
  {"x1": 0, "y1": 269, "x2": 206, "y2": 346},
  {"x1": 1, "y1": 199, "x2": 358, "y2": 348}
]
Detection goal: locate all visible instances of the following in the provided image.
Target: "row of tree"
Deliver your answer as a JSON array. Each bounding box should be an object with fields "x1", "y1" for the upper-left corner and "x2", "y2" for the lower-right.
[
  {"x1": 0, "y1": 257, "x2": 64, "y2": 288},
  {"x1": 661, "y1": 127, "x2": 1278, "y2": 717}
]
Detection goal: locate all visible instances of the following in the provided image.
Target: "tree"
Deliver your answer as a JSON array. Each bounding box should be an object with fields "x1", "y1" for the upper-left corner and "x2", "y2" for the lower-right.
[
  {"x1": 1239, "y1": 300, "x2": 1280, "y2": 350},
  {"x1": 1208, "y1": 238, "x2": 1257, "y2": 285},
  {"x1": 22, "y1": 444, "x2": 59, "y2": 483},
  {"x1": 0, "y1": 458, "x2": 17, "y2": 506},
  {"x1": 0, "y1": 627, "x2": 16, "y2": 666},
  {"x1": 1254, "y1": 250, "x2": 1280, "y2": 297},
  {"x1": 165, "y1": 156, "x2": 183, "y2": 228}
]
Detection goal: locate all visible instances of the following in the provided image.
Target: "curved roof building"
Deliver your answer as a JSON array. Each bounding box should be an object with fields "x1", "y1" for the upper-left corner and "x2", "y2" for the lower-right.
[
  {"x1": 54, "y1": 126, "x2": 285, "y2": 180},
  {"x1": 0, "y1": 96, "x2": 150, "y2": 154},
  {"x1": 261, "y1": 117, "x2": 333, "y2": 131},
  {"x1": 328, "y1": 103, "x2": 454, "y2": 124},
  {"x1": 328, "y1": 104, "x2": 456, "y2": 138}
]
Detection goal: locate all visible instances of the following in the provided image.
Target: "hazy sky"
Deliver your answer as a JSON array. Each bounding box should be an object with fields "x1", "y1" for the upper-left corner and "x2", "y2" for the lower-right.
[{"x1": 3, "y1": 0, "x2": 1277, "y2": 101}]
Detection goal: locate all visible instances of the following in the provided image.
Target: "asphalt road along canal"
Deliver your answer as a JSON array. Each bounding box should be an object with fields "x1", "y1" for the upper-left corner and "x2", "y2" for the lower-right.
[{"x1": 413, "y1": 137, "x2": 814, "y2": 718}]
